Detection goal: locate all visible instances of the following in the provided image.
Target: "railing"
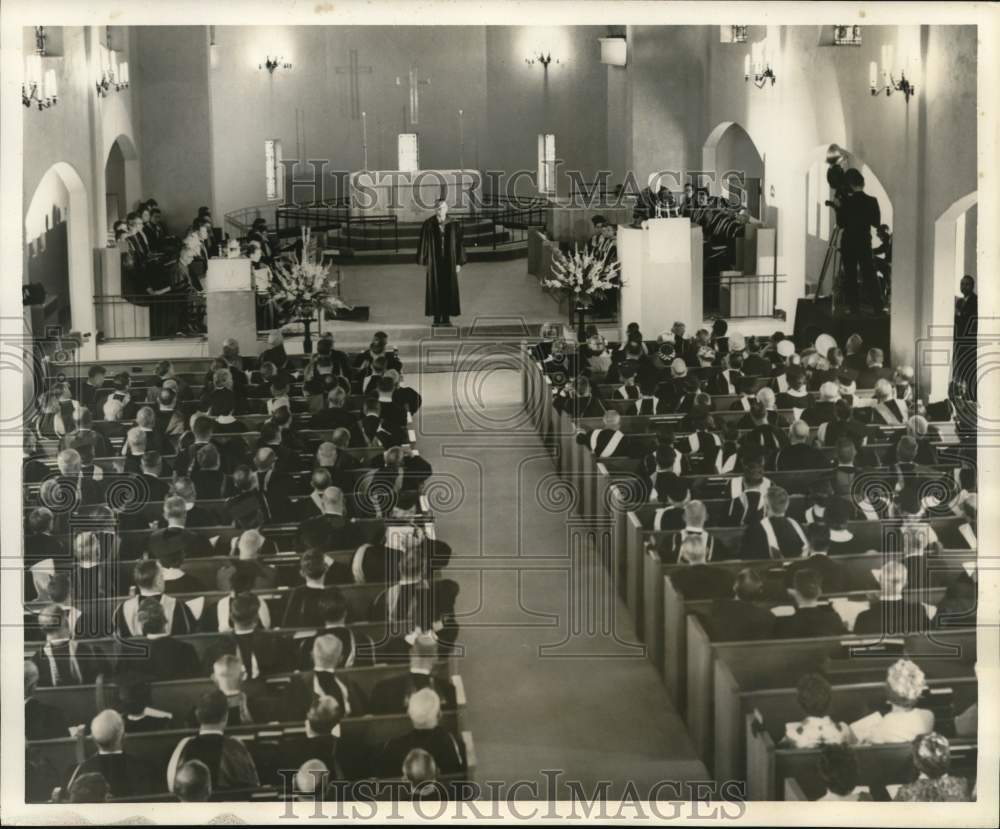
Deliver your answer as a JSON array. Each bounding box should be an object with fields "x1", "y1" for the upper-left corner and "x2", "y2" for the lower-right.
[
  {"x1": 93, "y1": 294, "x2": 205, "y2": 341},
  {"x1": 703, "y1": 273, "x2": 786, "y2": 319},
  {"x1": 223, "y1": 203, "x2": 283, "y2": 242}
]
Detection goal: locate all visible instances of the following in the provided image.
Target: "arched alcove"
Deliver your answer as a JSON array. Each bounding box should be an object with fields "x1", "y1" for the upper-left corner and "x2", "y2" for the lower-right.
[
  {"x1": 927, "y1": 191, "x2": 978, "y2": 399},
  {"x1": 24, "y1": 162, "x2": 95, "y2": 356},
  {"x1": 104, "y1": 134, "x2": 141, "y2": 236},
  {"x1": 702, "y1": 121, "x2": 765, "y2": 218}
]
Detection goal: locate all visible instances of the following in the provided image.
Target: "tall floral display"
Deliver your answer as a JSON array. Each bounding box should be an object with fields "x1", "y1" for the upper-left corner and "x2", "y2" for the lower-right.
[{"x1": 541, "y1": 237, "x2": 621, "y2": 341}]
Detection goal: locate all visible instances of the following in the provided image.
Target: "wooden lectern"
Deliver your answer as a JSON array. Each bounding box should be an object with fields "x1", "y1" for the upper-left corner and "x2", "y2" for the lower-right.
[
  {"x1": 206, "y1": 258, "x2": 256, "y2": 355},
  {"x1": 617, "y1": 218, "x2": 703, "y2": 338}
]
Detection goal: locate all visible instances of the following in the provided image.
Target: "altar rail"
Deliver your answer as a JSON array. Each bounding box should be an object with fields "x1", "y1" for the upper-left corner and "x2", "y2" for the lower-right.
[{"x1": 93, "y1": 294, "x2": 202, "y2": 342}]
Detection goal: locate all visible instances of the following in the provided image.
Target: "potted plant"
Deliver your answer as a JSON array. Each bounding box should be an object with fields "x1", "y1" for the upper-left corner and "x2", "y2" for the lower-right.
[{"x1": 541, "y1": 238, "x2": 621, "y2": 342}]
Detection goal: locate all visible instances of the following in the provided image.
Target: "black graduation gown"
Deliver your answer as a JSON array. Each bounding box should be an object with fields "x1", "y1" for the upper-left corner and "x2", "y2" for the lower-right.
[{"x1": 417, "y1": 217, "x2": 466, "y2": 318}]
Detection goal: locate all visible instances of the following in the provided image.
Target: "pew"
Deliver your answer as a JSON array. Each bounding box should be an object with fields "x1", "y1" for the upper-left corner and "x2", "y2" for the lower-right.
[
  {"x1": 31, "y1": 661, "x2": 462, "y2": 727},
  {"x1": 719, "y1": 671, "x2": 977, "y2": 785},
  {"x1": 684, "y1": 619, "x2": 976, "y2": 767},
  {"x1": 745, "y1": 717, "x2": 977, "y2": 800}
]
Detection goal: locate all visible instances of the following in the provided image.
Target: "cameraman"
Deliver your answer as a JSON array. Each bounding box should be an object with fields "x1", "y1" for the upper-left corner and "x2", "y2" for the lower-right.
[
  {"x1": 824, "y1": 144, "x2": 850, "y2": 228},
  {"x1": 839, "y1": 169, "x2": 886, "y2": 316}
]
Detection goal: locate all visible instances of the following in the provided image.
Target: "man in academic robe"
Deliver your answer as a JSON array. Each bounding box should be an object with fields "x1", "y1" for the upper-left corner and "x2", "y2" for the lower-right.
[
  {"x1": 666, "y1": 537, "x2": 734, "y2": 601},
  {"x1": 774, "y1": 420, "x2": 831, "y2": 472},
  {"x1": 113, "y1": 560, "x2": 196, "y2": 638},
  {"x1": 575, "y1": 409, "x2": 636, "y2": 459},
  {"x1": 954, "y1": 275, "x2": 978, "y2": 399},
  {"x1": 31, "y1": 604, "x2": 109, "y2": 687},
  {"x1": 379, "y1": 688, "x2": 465, "y2": 777},
  {"x1": 115, "y1": 597, "x2": 201, "y2": 681},
  {"x1": 207, "y1": 593, "x2": 286, "y2": 680},
  {"x1": 705, "y1": 568, "x2": 775, "y2": 642},
  {"x1": 148, "y1": 495, "x2": 214, "y2": 562},
  {"x1": 296, "y1": 588, "x2": 376, "y2": 670},
  {"x1": 284, "y1": 634, "x2": 368, "y2": 720},
  {"x1": 417, "y1": 199, "x2": 466, "y2": 326},
  {"x1": 783, "y1": 523, "x2": 848, "y2": 595},
  {"x1": 67, "y1": 710, "x2": 153, "y2": 799},
  {"x1": 853, "y1": 561, "x2": 932, "y2": 636},
  {"x1": 368, "y1": 633, "x2": 457, "y2": 715},
  {"x1": 741, "y1": 486, "x2": 808, "y2": 560}
]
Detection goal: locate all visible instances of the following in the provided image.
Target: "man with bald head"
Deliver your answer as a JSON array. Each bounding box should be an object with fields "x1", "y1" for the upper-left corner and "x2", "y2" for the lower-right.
[
  {"x1": 67, "y1": 709, "x2": 152, "y2": 798},
  {"x1": 253, "y1": 445, "x2": 295, "y2": 521},
  {"x1": 148, "y1": 494, "x2": 213, "y2": 562},
  {"x1": 575, "y1": 409, "x2": 637, "y2": 459},
  {"x1": 774, "y1": 420, "x2": 830, "y2": 471},
  {"x1": 175, "y1": 759, "x2": 212, "y2": 801},
  {"x1": 286, "y1": 633, "x2": 368, "y2": 720},
  {"x1": 369, "y1": 632, "x2": 457, "y2": 714},
  {"x1": 278, "y1": 697, "x2": 350, "y2": 785},
  {"x1": 313, "y1": 441, "x2": 358, "y2": 494},
  {"x1": 380, "y1": 688, "x2": 465, "y2": 777},
  {"x1": 310, "y1": 385, "x2": 362, "y2": 440}
]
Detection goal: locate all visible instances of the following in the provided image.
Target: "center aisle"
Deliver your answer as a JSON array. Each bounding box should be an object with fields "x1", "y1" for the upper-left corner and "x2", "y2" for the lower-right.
[{"x1": 411, "y1": 366, "x2": 708, "y2": 798}]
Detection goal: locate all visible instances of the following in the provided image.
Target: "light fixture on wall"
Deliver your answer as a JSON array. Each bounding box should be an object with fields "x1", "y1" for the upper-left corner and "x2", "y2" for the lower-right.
[
  {"x1": 730, "y1": 25, "x2": 749, "y2": 44},
  {"x1": 23, "y1": 27, "x2": 58, "y2": 110},
  {"x1": 833, "y1": 25, "x2": 863, "y2": 46},
  {"x1": 525, "y1": 52, "x2": 558, "y2": 68},
  {"x1": 744, "y1": 41, "x2": 776, "y2": 88},
  {"x1": 260, "y1": 56, "x2": 292, "y2": 74},
  {"x1": 870, "y1": 44, "x2": 916, "y2": 103},
  {"x1": 96, "y1": 27, "x2": 128, "y2": 97}
]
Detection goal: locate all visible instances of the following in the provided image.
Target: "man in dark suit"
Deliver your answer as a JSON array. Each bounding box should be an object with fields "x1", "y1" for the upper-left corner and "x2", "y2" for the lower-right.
[
  {"x1": 174, "y1": 415, "x2": 224, "y2": 476},
  {"x1": 379, "y1": 688, "x2": 465, "y2": 777},
  {"x1": 314, "y1": 441, "x2": 361, "y2": 494},
  {"x1": 783, "y1": 523, "x2": 848, "y2": 595},
  {"x1": 774, "y1": 420, "x2": 831, "y2": 472},
  {"x1": 668, "y1": 537, "x2": 735, "y2": 600},
  {"x1": 137, "y1": 451, "x2": 171, "y2": 502},
  {"x1": 278, "y1": 697, "x2": 353, "y2": 783},
  {"x1": 148, "y1": 495, "x2": 214, "y2": 562},
  {"x1": 285, "y1": 634, "x2": 368, "y2": 720},
  {"x1": 115, "y1": 597, "x2": 201, "y2": 680},
  {"x1": 168, "y1": 477, "x2": 219, "y2": 529},
  {"x1": 258, "y1": 421, "x2": 303, "y2": 475},
  {"x1": 368, "y1": 632, "x2": 457, "y2": 715},
  {"x1": 25, "y1": 660, "x2": 69, "y2": 740},
  {"x1": 802, "y1": 382, "x2": 841, "y2": 428},
  {"x1": 310, "y1": 387, "x2": 363, "y2": 441},
  {"x1": 282, "y1": 551, "x2": 337, "y2": 629},
  {"x1": 190, "y1": 444, "x2": 226, "y2": 501},
  {"x1": 24, "y1": 507, "x2": 66, "y2": 599},
  {"x1": 363, "y1": 447, "x2": 433, "y2": 517},
  {"x1": 296, "y1": 588, "x2": 376, "y2": 670},
  {"x1": 259, "y1": 330, "x2": 290, "y2": 372},
  {"x1": 31, "y1": 604, "x2": 108, "y2": 687},
  {"x1": 815, "y1": 398, "x2": 868, "y2": 452},
  {"x1": 203, "y1": 653, "x2": 276, "y2": 726},
  {"x1": 705, "y1": 568, "x2": 775, "y2": 641},
  {"x1": 297, "y1": 487, "x2": 351, "y2": 553},
  {"x1": 856, "y1": 348, "x2": 894, "y2": 390},
  {"x1": 253, "y1": 447, "x2": 296, "y2": 522},
  {"x1": 853, "y1": 561, "x2": 931, "y2": 635},
  {"x1": 66, "y1": 709, "x2": 153, "y2": 799},
  {"x1": 839, "y1": 168, "x2": 885, "y2": 315},
  {"x1": 77, "y1": 365, "x2": 109, "y2": 413},
  {"x1": 741, "y1": 339, "x2": 772, "y2": 378},
  {"x1": 59, "y1": 408, "x2": 112, "y2": 467},
  {"x1": 772, "y1": 569, "x2": 846, "y2": 638}
]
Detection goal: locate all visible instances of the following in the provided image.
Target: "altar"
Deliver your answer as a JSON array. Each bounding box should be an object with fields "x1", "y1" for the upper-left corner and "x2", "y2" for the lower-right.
[{"x1": 349, "y1": 169, "x2": 483, "y2": 222}]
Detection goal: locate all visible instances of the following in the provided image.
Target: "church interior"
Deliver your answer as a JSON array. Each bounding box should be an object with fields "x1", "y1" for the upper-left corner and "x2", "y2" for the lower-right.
[{"x1": 12, "y1": 11, "x2": 995, "y2": 815}]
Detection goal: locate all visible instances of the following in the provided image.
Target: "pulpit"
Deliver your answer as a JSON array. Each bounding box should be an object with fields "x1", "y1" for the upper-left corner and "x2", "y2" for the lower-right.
[
  {"x1": 617, "y1": 218, "x2": 703, "y2": 338},
  {"x1": 206, "y1": 257, "x2": 256, "y2": 355}
]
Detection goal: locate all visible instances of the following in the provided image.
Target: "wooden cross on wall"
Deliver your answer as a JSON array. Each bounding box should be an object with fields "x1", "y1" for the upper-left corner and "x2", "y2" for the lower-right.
[
  {"x1": 335, "y1": 49, "x2": 373, "y2": 120},
  {"x1": 396, "y1": 66, "x2": 431, "y2": 127}
]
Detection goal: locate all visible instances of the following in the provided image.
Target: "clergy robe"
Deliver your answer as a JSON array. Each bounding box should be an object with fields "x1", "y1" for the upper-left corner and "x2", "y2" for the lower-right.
[{"x1": 417, "y1": 216, "x2": 466, "y2": 318}]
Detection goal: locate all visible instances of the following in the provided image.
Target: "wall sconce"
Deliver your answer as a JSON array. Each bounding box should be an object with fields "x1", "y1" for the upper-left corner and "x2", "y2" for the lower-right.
[
  {"x1": 96, "y1": 28, "x2": 129, "y2": 97},
  {"x1": 833, "y1": 25, "x2": 863, "y2": 46},
  {"x1": 744, "y1": 41, "x2": 776, "y2": 88},
  {"x1": 260, "y1": 56, "x2": 292, "y2": 73},
  {"x1": 870, "y1": 44, "x2": 916, "y2": 103},
  {"x1": 525, "y1": 52, "x2": 557, "y2": 68},
  {"x1": 23, "y1": 27, "x2": 58, "y2": 110},
  {"x1": 730, "y1": 25, "x2": 749, "y2": 44}
]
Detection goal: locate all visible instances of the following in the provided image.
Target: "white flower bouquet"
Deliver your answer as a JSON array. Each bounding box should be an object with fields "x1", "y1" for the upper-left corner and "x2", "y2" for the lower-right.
[
  {"x1": 269, "y1": 258, "x2": 350, "y2": 320},
  {"x1": 541, "y1": 239, "x2": 621, "y2": 309}
]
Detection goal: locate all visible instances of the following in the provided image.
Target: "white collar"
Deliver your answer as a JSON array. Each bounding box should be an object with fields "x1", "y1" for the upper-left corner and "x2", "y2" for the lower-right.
[
  {"x1": 215, "y1": 414, "x2": 236, "y2": 425},
  {"x1": 682, "y1": 526, "x2": 707, "y2": 534},
  {"x1": 145, "y1": 632, "x2": 170, "y2": 640},
  {"x1": 161, "y1": 567, "x2": 185, "y2": 580},
  {"x1": 829, "y1": 528, "x2": 853, "y2": 541},
  {"x1": 198, "y1": 727, "x2": 226, "y2": 736},
  {"x1": 410, "y1": 666, "x2": 433, "y2": 676}
]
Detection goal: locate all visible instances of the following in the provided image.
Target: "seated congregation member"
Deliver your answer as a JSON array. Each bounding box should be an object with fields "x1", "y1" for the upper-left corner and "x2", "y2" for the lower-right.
[
  {"x1": 859, "y1": 378, "x2": 908, "y2": 427},
  {"x1": 814, "y1": 745, "x2": 872, "y2": 801},
  {"x1": 555, "y1": 376, "x2": 606, "y2": 421},
  {"x1": 166, "y1": 477, "x2": 218, "y2": 529},
  {"x1": 283, "y1": 551, "x2": 337, "y2": 628},
  {"x1": 32, "y1": 604, "x2": 108, "y2": 687},
  {"x1": 148, "y1": 495, "x2": 214, "y2": 561},
  {"x1": 857, "y1": 348, "x2": 894, "y2": 390},
  {"x1": 365, "y1": 446, "x2": 433, "y2": 510},
  {"x1": 52, "y1": 448, "x2": 104, "y2": 506},
  {"x1": 278, "y1": 698, "x2": 350, "y2": 785},
  {"x1": 286, "y1": 634, "x2": 368, "y2": 719},
  {"x1": 894, "y1": 732, "x2": 972, "y2": 802},
  {"x1": 772, "y1": 569, "x2": 845, "y2": 638},
  {"x1": 741, "y1": 486, "x2": 807, "y2": 559},
  {"x1": 379, "y1": 688, "x2": 465, "y2": 777},
  {"x1": 668, "y1": 537, "x2": 733, "y2": 600},
  {"x1": 802, "y1": 382, "x2": 842, "y2": 428},
  {"x1": 175, "y1": 759, "x2": 213, "y2": 802},
  {"x1": 774, "y1": 420, "x2": 830, "y2": 472},
  {"x1": 217, "y1": 530, "x2": 279, "y2": 593},
  {"x1": 114, "y1": 560, "x2": 196, "y2": 638},
  {"x1": 136, "y1": 451, "x2": 171, "y2": 502},
  {"x1": 650, "y1": 472, "x2": 690, "y2": 530},
  {"x1": 257, "y1": 421, "x2": 303, "y2": 476},
  {"x1": 203, "y1": 653, "x2": 274, "y2": 725},
  {"x1": 167, "y1": 690, "x2": 261, "y2": 793},
  {"x1": 154, "y1": 387, "x2": 186, "y2": 438},
  {"x1": 298, "y1": 487, "x2": 351, "y2": 554},
  {"x1": 727, "y1": 449, "x2": 771, "y2": 525},
  {"x1": 705, "y1": 568, "x2": 774, "y2": 641},
  {"x1": 541, "y1": 337, "x2": 575, "y2": 377},
  {"x1": 121, "y1": 426, "x2": 148, "y2": 474},
  {"x1": 898, "y1": 415, "x2": 940, "y2": 466},
  {"x1": 817, "y1": 398, "x2": 867, "y2": 452},
  {"x1": 739, "y1": 399, "x2": 787, "y2": 461},
  {"x1": 611, "y1": 362, "x2": 640, "y2": 400},
  {"x1": 66, "y1": 710, "x2": 153, "y2": 799},
  {"x1": 823, "y1": 497, "x2": 865, "y2": 556},
  {"x1": 190, "y1": 444, "x2": 226, "y2": 500},
  {"x1": 24, "y1": 507, "x2": 66, "y2": 598},
  {"x1": 680, "y1": 412, "x2": 725, "y2": 474},
  {"x1": 25, "y1": 660, "x2": 70, "y2": 740},
  {"x1": 402, "y1": 749, "x2": 442, "y2": 801},
  {"x1": 174, "y1": 415, "x2": 221, "y2": 475},
  {"x1": 207, "y1": 562, "x2": 275, "y2": 633},
  {"x1": 298, "y1": 469, "x2": 336, "y2": 521},
  {"x1": 297, "y1": 588, "x2": 377, "y2": 670},
  {"x1": 641, "y1": 426, "x2": 679, "y2": 477},
  {"x1": 775, "y1": 366, "x2": 813, "y2": 416},
  {"x1": 252, "y1": 447, "x2": 296, "y2": 522},
  {"x1": 369, "y1": 632, "x2": 457, "y2": 715},
  {"x1": 68, "y1": 531, "x2": 117, "y2": 612},
  {"x1": 59, "y1": 408, "x2": 112, "y2": 467},
  {"x1": 853, "y1": 659, "x2": 935, "y2": 745},
  {"x1": 310, "y1": 386, "x2": 362, "y2": 436},
  {"x1": 77, "y1": 365, "x2": 109, "y2": 412},
  {"x1": 784, "y1": 523, "x2": 848, "y2": 595},
  {"x1": 116, "y1": 598, "x2": 201, "y2": 681},
  {"x1": 663, "y1": 500, "x2": 730, "y2": 563},
  {"x1": 575, "y1": 409, "x2": 636, "y2": 459},
  {"x1": 210, "y1": 594, "x2": 285, "y2": 679},
  {"x1": 782, "y1": 673, "x2": 853, "y2": 748},
  {"x1": 224, "y1": 465, "x2": 271, "y2": 530},
  {"x1": 853, "y1": 561, "x2": 932, "y2": 636},
  {"x1": 628, "y1": 377, "x2": 671, "y2": 415},
  {"x1": 115, "y1": 676, "x2": 175, "y2": 733}
]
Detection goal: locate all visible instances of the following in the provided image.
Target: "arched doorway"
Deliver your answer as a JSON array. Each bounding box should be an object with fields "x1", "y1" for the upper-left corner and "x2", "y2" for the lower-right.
[
  {"x1": 702, "y1": 121, "x2": 765, "y2": 218},
  {"x1": 926, "y1": 191, "x2": 977, "y2": 399},
  {"x1": 24, "y1": 162, "x2": 95, "y2": 357},
  {"x1": 104, "y1": 134, "x2": 141, "y2": 237}
]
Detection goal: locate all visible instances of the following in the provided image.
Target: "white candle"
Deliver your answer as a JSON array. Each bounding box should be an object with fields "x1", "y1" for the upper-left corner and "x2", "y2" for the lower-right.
[
  {"x1": 744, "y1": 53, "x2": 751, "y2": 77},
  {"x1": 869, "y1": 60, "x2": 878, "y2": 89}
]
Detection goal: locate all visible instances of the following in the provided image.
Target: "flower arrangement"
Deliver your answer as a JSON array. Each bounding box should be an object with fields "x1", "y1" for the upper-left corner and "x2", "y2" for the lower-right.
[
  {"x1": 268, "y1": 228, "x2": 350, "y2": 321},
  {"x1": 542, "y1": 238, "x2": 621, "y2": 308}
]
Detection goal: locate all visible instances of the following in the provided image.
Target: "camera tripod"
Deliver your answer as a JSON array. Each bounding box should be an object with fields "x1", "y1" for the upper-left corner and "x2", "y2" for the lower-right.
[{"x1": 813, "y1": 225, "x2": 843, "y2": 307}]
